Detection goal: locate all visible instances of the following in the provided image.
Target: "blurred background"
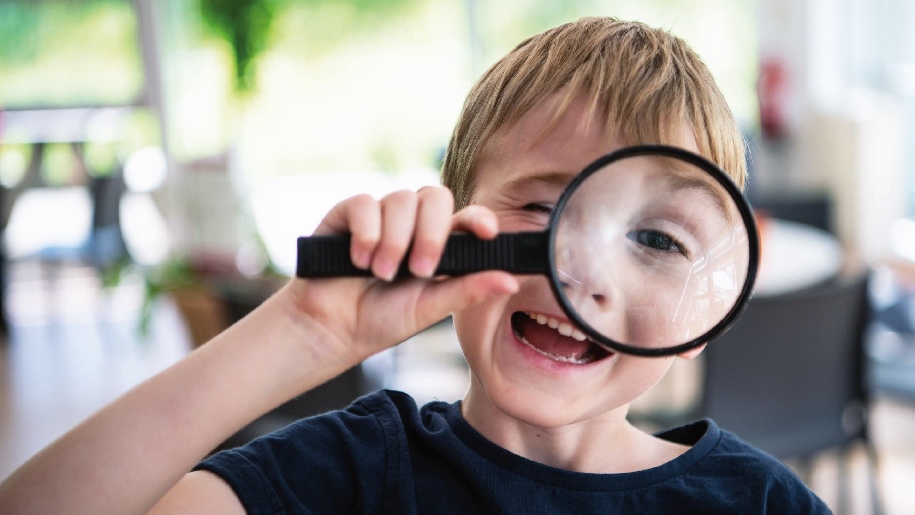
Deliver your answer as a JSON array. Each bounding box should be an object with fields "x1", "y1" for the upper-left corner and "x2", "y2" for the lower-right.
[{"x1": 1, "y1": 0, "x2": 914, "y2": 513}]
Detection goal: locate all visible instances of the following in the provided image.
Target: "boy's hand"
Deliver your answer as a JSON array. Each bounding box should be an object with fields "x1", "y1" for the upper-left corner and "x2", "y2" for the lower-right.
[{"x1": 287, "y1": 186, "x2": 518, "y2": 364}]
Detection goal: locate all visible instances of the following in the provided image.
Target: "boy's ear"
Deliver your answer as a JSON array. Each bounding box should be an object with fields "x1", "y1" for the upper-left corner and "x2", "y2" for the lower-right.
[{"x1": 676, "y1": 343, "x2": 706, "y2": 360}]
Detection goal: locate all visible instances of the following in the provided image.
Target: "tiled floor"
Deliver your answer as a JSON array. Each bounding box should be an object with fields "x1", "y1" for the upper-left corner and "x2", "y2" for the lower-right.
[{"x1": 1, "y1": 262, "x2": 914, "y2": 514}]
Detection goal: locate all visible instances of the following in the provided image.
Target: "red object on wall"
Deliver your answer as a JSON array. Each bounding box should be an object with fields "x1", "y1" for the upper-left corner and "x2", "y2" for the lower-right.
[{"x1": 757, "y1": 57, "x2": 790, "y2": 140}]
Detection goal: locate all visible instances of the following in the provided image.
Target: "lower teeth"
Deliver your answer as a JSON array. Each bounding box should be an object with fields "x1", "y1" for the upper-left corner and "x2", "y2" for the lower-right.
[{"x1": 517, "y1": 334, "x2": 592, "y2": 364}]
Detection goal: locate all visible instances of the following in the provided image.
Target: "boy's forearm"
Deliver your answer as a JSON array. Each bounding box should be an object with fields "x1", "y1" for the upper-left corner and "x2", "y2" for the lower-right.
[{"x1": 0, "y1": 282, "x2": 355, "y2": 515}]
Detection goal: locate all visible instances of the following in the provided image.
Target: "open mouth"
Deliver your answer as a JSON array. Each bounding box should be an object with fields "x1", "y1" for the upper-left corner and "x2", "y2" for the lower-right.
[{"x1": 510, "y1": 312, "x2": 612, "y2": 365}]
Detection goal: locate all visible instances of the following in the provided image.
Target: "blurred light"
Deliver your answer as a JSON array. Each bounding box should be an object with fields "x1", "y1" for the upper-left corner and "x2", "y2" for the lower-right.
[
  {"x1": 890, "y1": 217, "x2": 915, "y2": 262},
  {"x1": 886, "y1": 63, "x2": 915, "y2": 98},
  {"x1": 4, "y1": 188, "x2": 91, "y2": 258},
  {"x1": 120, "y1": 192, "x2": 170, "y2": 266},
  {"x1": 236, "y1": 241, "x2": 268, "y2": 277},
  {"x1": 123, "y1": 146, "x2": 167, "y2": 192},
  {"x1": 0, "y1": 147, "x2": 27, "y2": 187},
  {"x1": 251, "y1": 168, "x2": 440, "y2": 275}
]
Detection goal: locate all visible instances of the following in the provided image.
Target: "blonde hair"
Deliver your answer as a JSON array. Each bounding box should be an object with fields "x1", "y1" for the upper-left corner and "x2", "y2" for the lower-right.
[{"x1": 441, "y1": 17, "x2": 746, "y2": 208}]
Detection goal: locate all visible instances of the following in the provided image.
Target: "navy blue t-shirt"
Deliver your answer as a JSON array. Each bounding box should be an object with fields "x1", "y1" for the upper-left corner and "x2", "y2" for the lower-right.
[{"x1": 196, "y1": 389, "x2": 830, "y2": 514}]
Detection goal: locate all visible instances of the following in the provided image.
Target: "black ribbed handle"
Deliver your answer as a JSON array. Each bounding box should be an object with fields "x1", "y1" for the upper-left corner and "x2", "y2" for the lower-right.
[{"x1": 296, "y1": 231, "x2": 550, "y2": 278}]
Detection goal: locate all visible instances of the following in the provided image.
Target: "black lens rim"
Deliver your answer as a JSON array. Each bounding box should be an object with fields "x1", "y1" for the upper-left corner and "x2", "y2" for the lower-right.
[{"x1": 546, "y1": 144, "x2": 760, "y2": 357}]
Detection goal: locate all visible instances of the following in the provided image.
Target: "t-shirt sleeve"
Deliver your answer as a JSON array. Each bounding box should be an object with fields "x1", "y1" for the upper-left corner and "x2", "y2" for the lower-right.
[
  {"x1": 657, "y1": 422, "x2": 832, "y2": 514},
  {"x1": 195, "y1": 397, "x2": 394, "y2": 515},
  {"x1": 760, "y1": 467, "x2": 833, "y2": 514},
  {"x1": 710, "y1": 431, "x2": 833, "y2": 514}
]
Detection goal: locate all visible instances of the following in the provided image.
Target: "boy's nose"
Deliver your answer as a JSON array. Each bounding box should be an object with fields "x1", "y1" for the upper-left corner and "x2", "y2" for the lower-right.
[
  {"x1": 559, "y1": 271, "x2": 616, "y2": 314},
  {"x1": 590, "y1": 293, "x2": 608, "y2": 307}
]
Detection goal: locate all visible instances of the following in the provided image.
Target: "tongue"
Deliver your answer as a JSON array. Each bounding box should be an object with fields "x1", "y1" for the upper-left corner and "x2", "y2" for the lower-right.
[{"x1": 515, "y1": 315, "x2": 591, "y2": 359}]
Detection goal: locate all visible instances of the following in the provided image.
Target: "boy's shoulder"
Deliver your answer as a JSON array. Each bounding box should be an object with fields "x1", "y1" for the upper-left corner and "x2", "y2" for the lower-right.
[
  {"x1": 658, "y1": 418, "x2": 798, "y2": 482},
  {"x1": 657, "y1": 419, "x2": 831, "y2": 513}
]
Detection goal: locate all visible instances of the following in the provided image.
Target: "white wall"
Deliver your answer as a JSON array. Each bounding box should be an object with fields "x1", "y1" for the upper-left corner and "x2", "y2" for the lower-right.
[{"x1": 755, "y1": 0, "x2": 907, "y2": 267}]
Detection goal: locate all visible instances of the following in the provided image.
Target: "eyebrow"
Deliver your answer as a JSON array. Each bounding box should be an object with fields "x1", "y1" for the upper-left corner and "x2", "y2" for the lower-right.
[
  {"x1": 655, "y1": 172, "x2": 733, "y2": 224},
  {"x1": 500, "y1": 170, "x2": 576, "y2": 193}
]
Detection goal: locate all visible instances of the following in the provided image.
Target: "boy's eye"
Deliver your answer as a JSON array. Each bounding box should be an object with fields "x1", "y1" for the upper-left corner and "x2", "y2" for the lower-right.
[{"x1": 627, "y1": 229, "x2": 691, "y2": 260}]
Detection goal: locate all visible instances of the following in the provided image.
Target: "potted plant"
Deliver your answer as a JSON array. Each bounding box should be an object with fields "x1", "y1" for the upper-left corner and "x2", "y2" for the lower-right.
[{"x1": 137, "y1": 245, "x2": 285, "y2": 349}]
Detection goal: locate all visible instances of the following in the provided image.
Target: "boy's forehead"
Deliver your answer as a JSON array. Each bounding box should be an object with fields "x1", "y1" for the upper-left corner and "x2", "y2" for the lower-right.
[
  {"x1": 486, "y1": 89, "x2": 696, "y2": 162},
  {"x1": 469, "y1": 94, "x2": 619, "y2": 205},
  {"x1": 476, "y1": 91, "x2": 698, "y2": 193},
  {"x1": 502, "y1": 91, "x2": 610, "y2": 143},
  {"x1": 487, "y1": 94, "x2": 612, "y2": 159}
]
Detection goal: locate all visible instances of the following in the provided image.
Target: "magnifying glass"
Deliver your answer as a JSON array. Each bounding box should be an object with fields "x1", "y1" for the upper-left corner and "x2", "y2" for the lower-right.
[{"x1": 296, "y1": 145, "x2": 759, "y2": 357}]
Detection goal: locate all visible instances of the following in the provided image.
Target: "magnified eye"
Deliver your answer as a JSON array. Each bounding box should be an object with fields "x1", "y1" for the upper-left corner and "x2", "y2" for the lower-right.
[{"x1": 627, "y1": 229, "x2": 690, "y2": 259}]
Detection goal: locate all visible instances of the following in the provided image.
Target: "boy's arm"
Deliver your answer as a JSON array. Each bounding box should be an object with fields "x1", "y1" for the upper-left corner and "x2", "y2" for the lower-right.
[
  {"x1": 0, "y1": 187, "x2": 518, "y2": 514},
  {"x1": 0, "y1": 282, "x2": 355, "y2": 514},
  {"x1": 148, "y1": 470, "x2": 247, "y2": 514}
]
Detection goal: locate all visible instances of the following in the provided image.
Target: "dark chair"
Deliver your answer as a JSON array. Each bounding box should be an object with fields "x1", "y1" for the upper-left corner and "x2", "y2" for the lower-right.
[
  {"x1": 748, "y1": 191, "x2": 834, "y2": 234},
  {"x1": 704, "y1": 273, "x2": 880, "y2": 514},
  {"x1": 636, "y1": 272, "x2": 881, "y2": 514}
]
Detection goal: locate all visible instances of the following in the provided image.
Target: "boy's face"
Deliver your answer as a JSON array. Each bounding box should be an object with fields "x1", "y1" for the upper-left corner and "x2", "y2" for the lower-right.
[{"x1": 454, "y1": 92, "x2": 703, "y2": 429}]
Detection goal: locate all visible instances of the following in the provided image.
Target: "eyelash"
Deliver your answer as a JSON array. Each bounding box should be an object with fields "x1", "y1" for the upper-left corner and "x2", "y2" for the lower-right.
[
  {"x1": 523, "y1": 203, "x2": 554, "y2": 214},
  {"x1": 628, "y1": 229, "x2": 692, "y2": 261}
]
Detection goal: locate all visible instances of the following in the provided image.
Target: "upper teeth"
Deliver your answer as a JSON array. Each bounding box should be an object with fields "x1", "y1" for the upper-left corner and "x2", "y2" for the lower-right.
[{"x1": 528, "y1": 312, "x2": 589, "y2": 341}]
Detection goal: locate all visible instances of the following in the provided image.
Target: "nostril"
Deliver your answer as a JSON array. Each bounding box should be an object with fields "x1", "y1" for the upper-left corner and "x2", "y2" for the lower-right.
[{"x1": 592, "y1": 293, "x2": 607, "y2": 305}]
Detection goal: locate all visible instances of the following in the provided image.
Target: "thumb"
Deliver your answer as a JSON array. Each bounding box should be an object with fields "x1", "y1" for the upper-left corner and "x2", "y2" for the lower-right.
[{"x1": 413, "y1": 271, "x2": 518, "y2": 328}]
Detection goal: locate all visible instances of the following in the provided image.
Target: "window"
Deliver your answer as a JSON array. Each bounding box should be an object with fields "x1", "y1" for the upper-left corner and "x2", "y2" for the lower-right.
[{"x1": 0, "y1": 0, "x2": 144, "y2": 108}]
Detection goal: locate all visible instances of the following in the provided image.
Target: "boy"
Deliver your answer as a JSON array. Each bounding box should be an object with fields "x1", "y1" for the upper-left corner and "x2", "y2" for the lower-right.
[{"x1": 0, "y1": 17, "x2": 829, "y2": 513}]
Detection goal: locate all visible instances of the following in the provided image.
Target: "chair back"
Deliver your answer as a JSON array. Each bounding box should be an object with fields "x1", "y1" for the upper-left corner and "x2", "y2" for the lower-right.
[
  {"x1": 699, "y1": 272, "x2": 871, "y2": 459},
  {"x1": 749, "y1": 192, "x2": 834, "y2": 234},
  {"x1": 87, "y1": 171, "x2": 128, "y2": 267}
]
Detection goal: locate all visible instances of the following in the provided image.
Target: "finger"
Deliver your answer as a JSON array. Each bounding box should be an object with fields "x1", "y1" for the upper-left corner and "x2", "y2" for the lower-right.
[
  {"x1": 451, "y1": 205, "x2": 500, "y2": 239},
  {"x1": 413, "y1": 272, "x2": 519, "y2": 328},
  {"x1": 409, "y1": 186, "x2": 454, "y2": 277},
  {"x1": 314, "y1": 194, "x2": 380, "y2": 270},
  {"x1": 373, "y1": 190, "x2": 419, "y2": 281}
]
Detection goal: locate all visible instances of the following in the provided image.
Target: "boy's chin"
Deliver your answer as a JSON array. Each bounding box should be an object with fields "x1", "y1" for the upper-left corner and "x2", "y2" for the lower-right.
[{"x1": 477, "y1": 381, "x2": 628, "y2": 429}]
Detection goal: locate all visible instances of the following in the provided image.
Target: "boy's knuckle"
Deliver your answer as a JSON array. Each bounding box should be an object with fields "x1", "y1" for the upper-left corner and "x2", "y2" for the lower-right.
[
  {"x1": 386, "y1": 189, "x2": 417, "y2": 205},
  {"x1": 352, "y1": 231, "x2": 380, "y2": 247},
  {"x1": 350, "y1": 193, "x2": 377, "y2": 209}
]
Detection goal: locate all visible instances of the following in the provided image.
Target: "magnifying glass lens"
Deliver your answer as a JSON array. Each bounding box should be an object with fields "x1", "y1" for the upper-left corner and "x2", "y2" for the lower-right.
[{"x1": 551, "y1": 153, "x2": 751, "y2": 353}]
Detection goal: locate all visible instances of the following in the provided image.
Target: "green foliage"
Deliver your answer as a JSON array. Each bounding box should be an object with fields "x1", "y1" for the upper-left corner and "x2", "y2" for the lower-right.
[
  {"x1": 198, "y1": 0, "x2": 421, "y2": 93},
  {"x1": 0, "y1": 0, "x2": 142, "y2": 108},
  {"x1": 0, "y1": 1, "x2": 42, "y2": 64},
  {"x1": 99, "y1": 255, "x2": 133, "y2": 289},
  {"x1": 137, "y1": 258, "x2": 203, "y2": 337},
  {"x1": 199, "y1": 0, "x2": 280, "y2": 93},
  {"x1": 0, "y1": 1, "x2": 131, "y2": 64}
]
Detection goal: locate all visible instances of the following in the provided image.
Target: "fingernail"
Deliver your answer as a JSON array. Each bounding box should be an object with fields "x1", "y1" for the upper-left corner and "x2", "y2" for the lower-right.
[
  {"x1": 412, "y1": 257, "x2": 435, "y2": 278},
  {"x1": 374, "y1": 259, "x2": 397, "y2": 281},
  {"x1": 353, "y1": 251, "x2": 371, "y2": 269}
]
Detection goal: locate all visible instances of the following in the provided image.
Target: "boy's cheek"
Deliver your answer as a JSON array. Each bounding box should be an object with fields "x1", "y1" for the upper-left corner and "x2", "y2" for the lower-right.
[
  {"x1": 453, "y1": 296, "x2": 508, "y2": 354},
  {"x1": 453, "y1": 284, "x2": 524, "y2": 371}
]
